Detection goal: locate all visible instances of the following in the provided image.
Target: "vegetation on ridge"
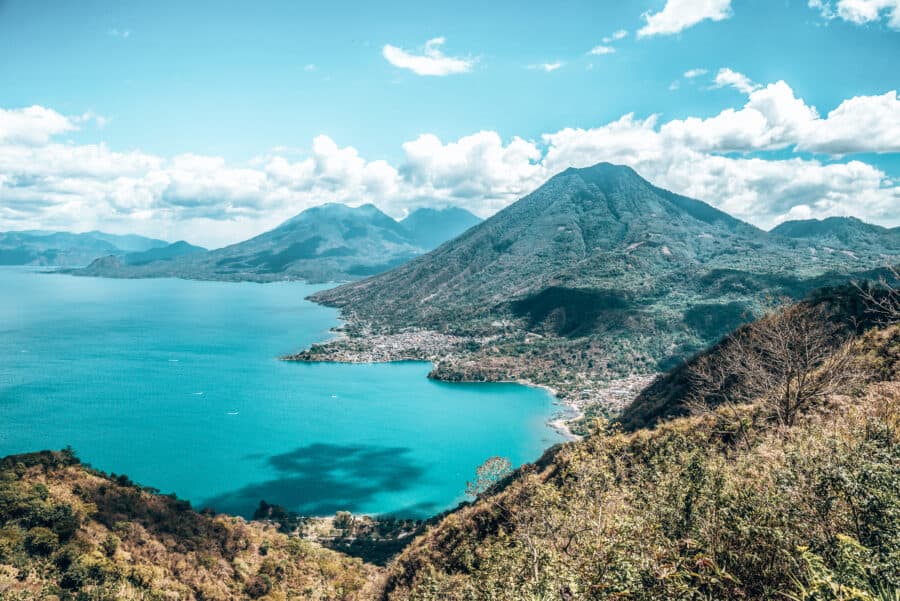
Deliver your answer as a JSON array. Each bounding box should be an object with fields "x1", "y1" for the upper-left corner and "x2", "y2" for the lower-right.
[
  {"x1": 0, "y1": 450, "x2": 376, "y2": 600},
  {"x1": 375, "y1": 297, "x2": 900, "y2": 600}
]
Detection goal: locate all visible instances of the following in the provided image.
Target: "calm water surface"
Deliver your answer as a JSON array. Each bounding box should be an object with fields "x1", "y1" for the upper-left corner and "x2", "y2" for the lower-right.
[{"x1": 0, "y1": 267, "x2": 563, "y2": 517}]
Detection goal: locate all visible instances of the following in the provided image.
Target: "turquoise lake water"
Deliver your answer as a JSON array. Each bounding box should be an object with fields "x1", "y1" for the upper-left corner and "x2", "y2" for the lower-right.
[{"x1": 0, "y1": 267, "x2": 564, "y2": 517}]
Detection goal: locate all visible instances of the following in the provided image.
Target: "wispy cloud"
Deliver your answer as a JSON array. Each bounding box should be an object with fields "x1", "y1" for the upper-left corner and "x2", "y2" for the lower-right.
[
  {"x1": 684, "y1": 68, "x2": 708, "y2": 78},
  {"x1": 74, "y1": 111, "x2": 110, "y2": 128},
  {"x1": 602, "y1": 29, "x2": 629, "y2": 43},
  {"x1": 590, "y1": 29, "x2": 627, "y2": 56},
  {"x1": 107, "y1": 28, "x2": 131, "y2": 39},
  {"x1": 382, "y1": 37, "x2": 474, "y2": 76},
  {"x1": 588, "y1": 45, "x2": 616, "y2": 55},
  {"x1": 637, "y1": 0, "x2": 733, "y2": 37},
  {"x1": 713, "y1": 67, "x2": 760, "y2": 94},
  {"x1": 303, "y1": 64, "x2": 316, "y2": 72},
  {"x1": 528, "y1": 61, "x2": 564, "y2": 72}
]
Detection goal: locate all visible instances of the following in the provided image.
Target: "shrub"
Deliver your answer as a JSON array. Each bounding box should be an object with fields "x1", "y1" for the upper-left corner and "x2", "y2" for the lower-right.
[
  {"x1": 24, "y1": 526, "x2": 59, "y2": 555},
  {"x1": 244, "y1": 574, "x2": 272, "y2": 598},
  {"x1": 101, "y1": 533, "x2": 119, "y2": 557}
]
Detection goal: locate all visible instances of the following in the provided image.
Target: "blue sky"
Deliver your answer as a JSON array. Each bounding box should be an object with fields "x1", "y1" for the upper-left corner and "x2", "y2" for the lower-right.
[{"x1": 1, "y1": 0, "x2": 899, "y2": 247}]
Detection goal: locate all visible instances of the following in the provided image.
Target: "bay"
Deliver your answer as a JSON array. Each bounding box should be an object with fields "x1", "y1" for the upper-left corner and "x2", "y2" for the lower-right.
[{"x1": 0, "y1": 267, "x2": 564, "y2": 517}]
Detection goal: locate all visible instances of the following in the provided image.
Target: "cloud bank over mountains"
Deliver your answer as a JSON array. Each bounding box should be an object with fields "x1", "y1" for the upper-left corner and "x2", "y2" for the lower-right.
[{"x1": 1, "y1": 71, "x2": 899, "y2": 247}]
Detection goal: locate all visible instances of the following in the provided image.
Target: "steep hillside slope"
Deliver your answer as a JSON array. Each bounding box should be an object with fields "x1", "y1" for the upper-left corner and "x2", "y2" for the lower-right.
[
  {"x1": 377, "y1": 317, "x2": 900, "y2": 600},
  {"x1": 0, "y1": 450, "x2": 377, "y2": 600},
  {"x1": 619, "y1": 282, "x2": 897, "y2": 430}
]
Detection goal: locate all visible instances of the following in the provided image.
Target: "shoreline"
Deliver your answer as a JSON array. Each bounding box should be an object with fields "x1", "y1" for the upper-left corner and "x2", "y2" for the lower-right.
[
  {"x1": 512, "y1": 379, "x2": 584, "y2": 441},
  {"x1": 284, "y1": 350, "x2": 586, "y2": 441}
]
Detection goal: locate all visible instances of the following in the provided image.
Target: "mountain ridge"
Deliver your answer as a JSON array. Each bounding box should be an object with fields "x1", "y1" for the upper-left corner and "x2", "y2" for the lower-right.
[
  {"x1": 70, "y1": 203, "x2": 482, "y2": 283},
  {"x1": 770, "y1": 215, "x2": 900, "y2": 251},
  {"x1": 0, "y1": 230, "x2": 169, "y2": 267}
]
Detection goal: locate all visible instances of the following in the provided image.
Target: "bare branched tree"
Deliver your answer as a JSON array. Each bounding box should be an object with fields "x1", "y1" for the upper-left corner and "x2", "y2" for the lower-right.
[
  {"x1": 688, "y1": 304, "x2": 856, "y2": 429},
  {"x1": 466, "y1": 456, "x2": 513, "y2": 499},
  {"x1": 855, "y1": 265, "x2": 900, "y2": 324}
]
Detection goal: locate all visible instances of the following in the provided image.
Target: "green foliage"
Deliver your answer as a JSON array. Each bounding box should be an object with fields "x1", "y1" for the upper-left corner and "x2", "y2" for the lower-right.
[
  {"x1": 0, "y1": 449, "x2": 376, "y2": 600},
  {"x1": 787, "y1": 536, "x2": 899, "y2": 601},
  {"x1": 24, "y1": 527, "x2": 58, "y2": 555}
]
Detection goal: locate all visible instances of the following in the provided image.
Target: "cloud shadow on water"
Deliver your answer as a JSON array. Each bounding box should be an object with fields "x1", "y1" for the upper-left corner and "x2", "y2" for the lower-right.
[{"x1": 203, "y1": 443, "x2": 429, "y2": 518}]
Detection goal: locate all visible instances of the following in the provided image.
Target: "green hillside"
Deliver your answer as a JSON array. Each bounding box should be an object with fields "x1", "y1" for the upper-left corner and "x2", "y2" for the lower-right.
[{"x1": 301, "y1": 163, "x2": 897, "y2": 410}]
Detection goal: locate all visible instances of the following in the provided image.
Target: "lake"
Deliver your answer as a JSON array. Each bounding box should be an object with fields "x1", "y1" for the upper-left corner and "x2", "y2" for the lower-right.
[{"x1": 0, "y1": 267, "x2": 564, "y2": 517}]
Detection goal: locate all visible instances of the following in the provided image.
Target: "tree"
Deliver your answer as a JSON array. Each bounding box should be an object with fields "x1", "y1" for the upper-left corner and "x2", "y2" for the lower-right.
[
  {"x1": 856, "y1": 265, "x2": 900, "y2": 324},
  {"x1": 466, "y1": 457, "x2": 513, "y2": 499},
  {"x1": 688, "y1": 304, "x2": 855, "y2": 428},
  {"x1": 333, "y1": 510, "x2": 354, "y2": 532}
]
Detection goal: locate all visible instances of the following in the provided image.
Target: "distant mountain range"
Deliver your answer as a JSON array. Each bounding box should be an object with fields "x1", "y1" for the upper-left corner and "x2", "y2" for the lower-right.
[
  {"x1": 0, "y1": 230, "x2": 169, "y2": 267},
  {"x1": 71, "y1": 204, "x2": 482, "y2": 283},
  {"x1": 398, "y1": 206, "x2": 481, "y2": 249},
  {"x1": 770, "y1": 215, "x2": 900, "y2": 255},
  {"x1": 306, "y1": 163, "x2": 899, "y2": 403}
]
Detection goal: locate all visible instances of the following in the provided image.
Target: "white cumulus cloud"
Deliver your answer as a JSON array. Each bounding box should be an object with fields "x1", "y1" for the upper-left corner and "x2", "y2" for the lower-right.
[
  {"x1": 638, "y1": 0, "x2": 733, "y2": 37},
  {"x1": 2, "y1": 79, "x2": 900, "y2": 246},
  {"x1": 810, "y1": 0, "x2": 900, "y2": 28},
  {"x1": 0, "y1": 106, "x2": 76, "y2": 146},
  {"x1": 382, "y1": 37, "x2": 474, "y2": 76}
]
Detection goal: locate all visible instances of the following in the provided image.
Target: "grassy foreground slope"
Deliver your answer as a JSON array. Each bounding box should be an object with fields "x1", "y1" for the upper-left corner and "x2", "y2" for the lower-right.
[
  {"x1": 378, "y1": 314, "x2": 900, "y2": 600},
  {"x1": 0, "y1": 450, "x2": 377, "y2": 600}
]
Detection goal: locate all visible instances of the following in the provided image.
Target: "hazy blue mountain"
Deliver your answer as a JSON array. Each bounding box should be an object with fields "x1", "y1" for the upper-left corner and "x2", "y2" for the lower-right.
[
  {"x1": 73, "y1": 202, "x2": 480, "y2": 283},
  {"x1": 771, "y1": 216, "x2": 900, "y2": 255},
  {"x1": 123, "y1": 240, "x2": 208, "y2": 265},
  {"x1": 0, "y1": 230, "x2": 168, "y2": 267},
  {"x1": 83, "y1": 231, "x2": 170, "y2": 253},
  {"x1": 400, "y1": 207, "x2": 481, "y2": 249}
]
